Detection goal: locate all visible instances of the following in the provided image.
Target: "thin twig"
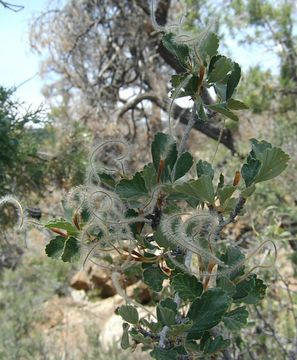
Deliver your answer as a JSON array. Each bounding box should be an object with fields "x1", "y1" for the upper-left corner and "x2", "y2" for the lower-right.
[
  {"x1": 0, "y1": 0, "x2": 23, "y2": 12},
  {"x1": 254, "y1": 305, "x2": 292, "y2": 359}
]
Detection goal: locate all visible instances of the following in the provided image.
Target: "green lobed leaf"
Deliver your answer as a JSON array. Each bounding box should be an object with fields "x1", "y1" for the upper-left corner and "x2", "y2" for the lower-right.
[
  {"x1": 142, "y1": 163, "x2": 157, "y2": 192},
  {"x1": 216, "y1": 276, "x2": 236, "y2": 296},
  {"x1": 117, "y1": 305, "x2": 139, "y2": 325},
  {"x1": 162, "y1": 33, "x2": 190, "y2": 69},
  {"x1": 199, "y1": 331, "x2": 212, "y2": 351},
  {"x1": 61, "y1": 236, "x2": 80, "y2": 262},
  {"x1": 221, "y1": 197, "x2": 238, "y2": 213},
  {"x1": 241, "y1": 185, "x2": 256, "y2": 198},
  {"x1": 206, "y1": 103, "x2": 239, "y2": 121},
  {"x1": 207, "y1": 53, "x2": 221, "y2": 74},
  {"x1": 98, "y1": 172, "x2": 116, "y2": 188},
  {"x1": 45, "y1": 236, "x2": 65, "y2": 259},
  {"x1": 198, "y1": 31, "x2": 219, "y2": 62},
  {"x1": 45, "y1": 219, "x2": 78, "y2": 236},
  {"x1": 214, "y1": 83, "x2": 227, "y2": 101},
  {"x1": 250, "y1": 138, "x2": 272, "y2": 157},
  {"x1": 120, "y1": 323, "x2": 130, "y2": 350},
  {"x1": 143, "y1": 266, "x2": 167, "y2": 292},
  {"x1": 223, "y1": 306, "x2": 249, "y2": 332},
  {"x1": 154, "y1": 229, "x2": 174, "y2": 250},
  {"x1": 168, "y1": 320, "x2": 193, "y2": 337},
  {"x1": 203, "y1": 335, "x2": 231, "y2": 354},
  {"x1": 125, "y1": 208, "x2": 140, "y2": 236},
  {"x1": 217, "y1": 185, "x2": 236, "y2": 206},
  {"x1": 150, "y1": 347, "x2": 179, "y2": 360},
  {"x1": 233, "y1": 274, "x2": 267, "y2": 304},
  {"x1": 226, "y1": 62, "x2": 241, "y2": 99},
  {"x1": 129, "y1": 328, "x2": 152, "y2": 344},
  {"x1": 151, "y1": 132, "x2": 177, "y2": 182},
  {"x1": 174, "y1": 175, "x2": 215, "y2": 204},
  {"x1": 207, "y1": 56, "x2": 233, "y2": 84},
  {"x1": 157, "y1": 305, "x2": 176, "y2": 326},
  {"x1": 116, "y1": 172, "x2": 148, "y2": 200},
  {"x1": 187, "y1": 288, "x2": 232, "y2": 334},
  {"x1": 140, "y1": 319, "x2": 162, "y2": 334},
  {"x1": 196, "y1": 160, "x2": 214, "y2": 179},
  {"x1": 159, "y1": 298, "x2": 178, "y2": 312},
  {"x1": 171, "y1": 273, "x2": 203, "y2": 301},
  {"x1": 170, "y1": 74, "x2": 199, "y2": 99},
  {"x1": 227, "y1": 98, "x2": 249, "y2": 110},
  {"x1": 254, "y1": 147, "x2": 290, "y2": 183},
  {"x1": 241, "y1": 158, "x2": 261, "y2": 187},
  {"x1": 45, "y1": 236, "x2": 80, "y2": 263},
  {"x1": 173, "y1": 152, "x2": 193, "y2": 181},
  {"x1": 197, "y1": 102, "x2": 208, "y2": 121},
  {"x1": 220, "y1": 246, "x2": 245, "y2": 281}
]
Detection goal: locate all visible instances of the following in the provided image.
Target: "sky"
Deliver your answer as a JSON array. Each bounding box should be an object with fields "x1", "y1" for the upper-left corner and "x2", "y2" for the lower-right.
[
  {"x1": 0, "y1": 0, "x2": 50, "y2": 109},
  {"x1": 0, "y1": 1, "x2": 280, "y2": 111}
]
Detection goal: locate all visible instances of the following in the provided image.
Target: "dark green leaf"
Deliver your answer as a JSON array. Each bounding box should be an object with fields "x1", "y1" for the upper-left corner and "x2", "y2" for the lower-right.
[
  {"x1": 218, "y1": 185, "x2": 236, "y2": 206},
  {"x1": 98, "y1": 172, "x2": 116, "y2": 188},
  {"x1": 157, "y1": 305, "x2": 176, "y2": 326},
  {"x1": 170, "y1": 74, "x2": 199, "y2": 98},
  {"x1": 116, "y1": 172, "x2": 148, "y2": 200},
  {"x1": 226, "y1": 62, "x2": 241, "y2": 99},
  {"x1": 174, "y1": 152, "x2": 193, "y2": 181},
  {"x1": 254, "y1": 147, "x2": 290, "y2": 183},
  {"x1": 142, "y1": 163, "x2": 157, "y2": 192},
  {"x1": 143, "y1": 266, "x2": 167, "y2": 292},
  {"x1": 214, "y1": 83, "x2": 227, "y2": 101},
  {"x1": 125, "y1": 208, "x2": 140, "y2": 236},
  {"x1": 117, "y1": 305, "x2": 139, "y2": 325},
  {"x1": 154, "y1": 229, "x2": 174, "y2": 250},
  {"x1": 216, "y1": 276, "x2": 236, "y2": 296},
  {"x1": 241, "y1": 185, "x2": 256, "y2": 198},
  {"x1": 207, "y1": 56, "x2": 233, "y2": 84},
  {"x1": 196, "y1": 160, "x2": 214, "y2": 179},
  {"x1": 227, "y1": 99, "x2": 249, "y2": 110},
  {"x1": 45, "y1": 219, "x2": 78, "y2": 236},
  {"x1": 200, "y1": 331, "x2": 212, "y2": 351},
  {"x1": 250, "y1": 138, "x2": 272, "y2": 157},
  {"x1": 162, "y1": 33, "x2": 190, "y2": 69},
  {"x1": 140, "y1": 319, "x2": 162, "y2": 333},
  {"x1": 187, "y1": 288, "x2": 231, "y2": 334},
  {"x1": 198, "y1": 31, "x2": 219, "y2": 61},
  {"x1": 121, "y1": 323, "x2": 130, "y2": 349},
  {"x1": 203, "y1": 335, "x2": 231, "y2": 354},
  {"x1": 174, "y1": 175, "x2": 215, "y2": 204},
  {"x1": 171, "y1": 273, "x2": 203, "y2": 301},
  {"x1": 45, "y1": 236, "x2": 65, "y2": 260},
  {"x1": 61, "y1": 236, "x2": 80, "y2": 262},
  {"x1": 220, "y1": 246, "x2": 245, "y2": 281},
  {"x1": 129, "y1": 328, "x2": 152, "y2": 344},
  {"x1": 241, "y1": 158, "x2": 261, "y2": 187},
  {"x1": 168, "y1": 320, "x2": 193, "y2": 337},
  {"x1": 159, "y1": 298, "x2": 178, "y2": 312},
  {"x1": 223, "y1": 306, "x2": 249, "y2": 332},
  {"x1": 151, "y1": 132, "x2": 177, "y2": 182},
  {"x1": 45, "y1": 236, "x2": 80, "y2": 263},
  {"x1": 206, "y1": 103, "x2": 239, "y2": 121},
  {"x1": 151, "y1": 347, "x2": 178, "y2": 360},
  {"x1": 233, "y1": 274, "x2": 267, "y2": 304},
  {"x1": 197, "y1": 102, "x2": 208, "y2": 121}
]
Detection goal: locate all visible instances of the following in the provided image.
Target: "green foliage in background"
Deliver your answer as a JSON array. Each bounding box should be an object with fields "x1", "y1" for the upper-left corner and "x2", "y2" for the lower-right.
[{"x1": 0, "y1": 86, "x2": 48, "y2": 197}]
